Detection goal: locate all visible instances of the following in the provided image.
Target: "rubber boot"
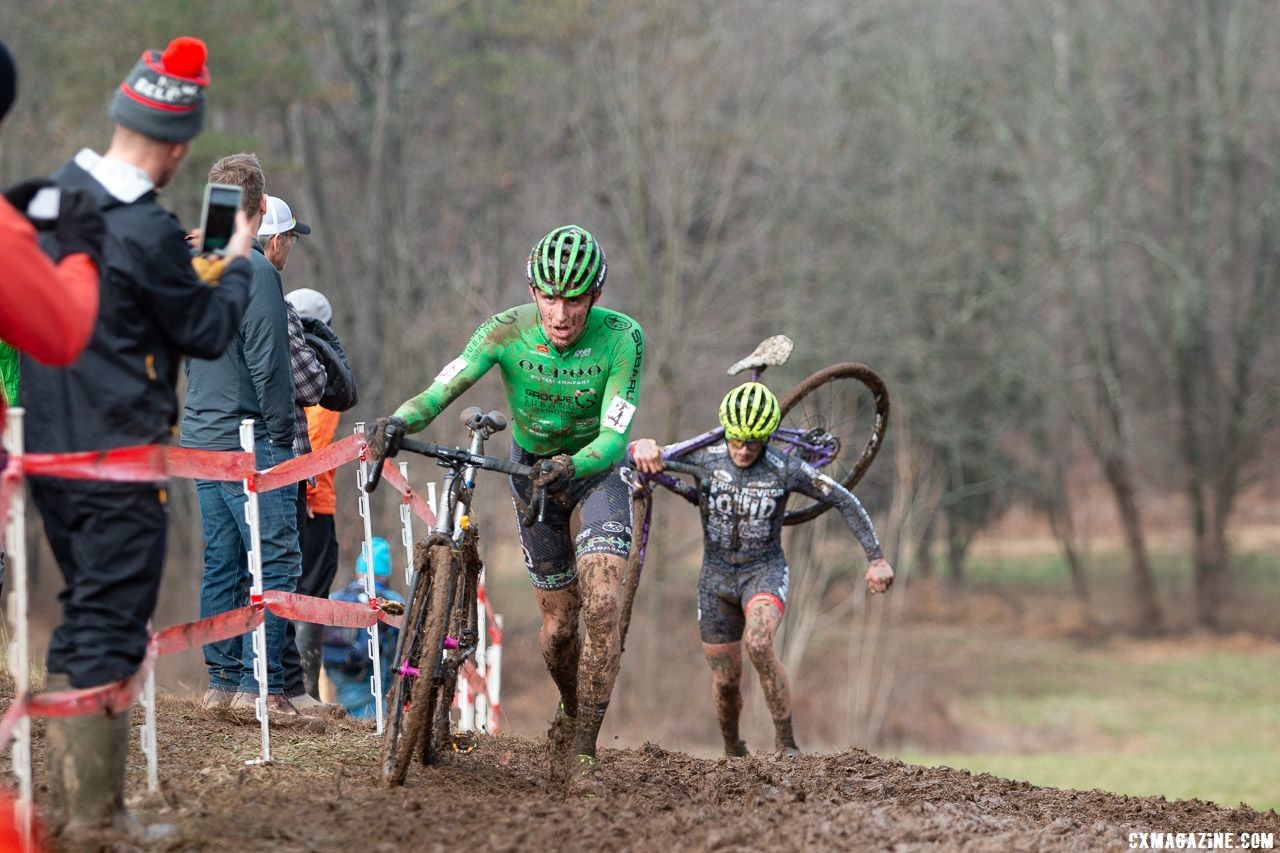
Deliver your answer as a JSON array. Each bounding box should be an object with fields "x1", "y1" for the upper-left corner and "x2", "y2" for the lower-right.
[
  {"x1": 46, "y1": 708, "x2": 135, "y2": 837},
  {"x1": 42, "y1": 673, "x2": 71, "y2": 816}
]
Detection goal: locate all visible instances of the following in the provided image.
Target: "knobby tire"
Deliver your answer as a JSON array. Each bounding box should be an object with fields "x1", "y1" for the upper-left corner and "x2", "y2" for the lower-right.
[
  {"x1": 379, "y1": 549, "x2": 434, "y2": 786},
  {"x1": 384, "y1": 542, "x2": 454, "y2": 785},
  {"x1": 778, "y1": 362, "x2": 890, "y2": 525},
  {"x1": 424, "y1": 534, "x2": 480, "y2": 766}
]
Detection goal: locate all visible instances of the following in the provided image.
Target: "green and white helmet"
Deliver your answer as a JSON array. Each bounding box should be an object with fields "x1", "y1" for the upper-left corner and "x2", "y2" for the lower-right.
[
  {"x1": 526, "y1": 225, "x2": 608, "y2": 298},
  {"x1": 719, "y1": 382, "x2": 781, "y2": 442}
]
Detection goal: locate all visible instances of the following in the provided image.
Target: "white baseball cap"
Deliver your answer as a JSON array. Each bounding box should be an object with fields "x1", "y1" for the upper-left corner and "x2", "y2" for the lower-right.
[
  {"x1": 285, "y1": 288, "x2": 332, "y2": 325},
  {"x1": 258, "y1": 195, "x2": 312, "y2": 237}
]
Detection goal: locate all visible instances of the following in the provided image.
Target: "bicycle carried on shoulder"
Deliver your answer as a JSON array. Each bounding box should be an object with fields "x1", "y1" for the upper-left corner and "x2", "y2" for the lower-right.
[
  {"x1": 618, "y1": 335, "x2": 890, "y2": 647},
  {"x1": 365, "y1": 407, "x2": 546, "y2": 787}
]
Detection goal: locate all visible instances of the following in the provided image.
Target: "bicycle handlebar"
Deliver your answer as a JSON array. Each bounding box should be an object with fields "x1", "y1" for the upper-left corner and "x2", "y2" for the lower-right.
[
  {"x1": 399, "y1": 437, "x2": 534, "y2": 478},
  {"x1": 392, "y1": 437, "x2": 547, "y2": 527}
]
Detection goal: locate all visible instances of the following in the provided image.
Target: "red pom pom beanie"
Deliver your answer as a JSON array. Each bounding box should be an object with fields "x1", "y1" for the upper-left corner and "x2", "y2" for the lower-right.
[{"x1": 108, "y1": 36, "x2": 210, "y2": 143}]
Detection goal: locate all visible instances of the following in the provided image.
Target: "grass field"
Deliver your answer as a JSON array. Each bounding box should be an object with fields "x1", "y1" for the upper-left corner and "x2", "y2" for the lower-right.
[{"x1": 889, "y1": 547, "x2": 1280, "y2": 813}]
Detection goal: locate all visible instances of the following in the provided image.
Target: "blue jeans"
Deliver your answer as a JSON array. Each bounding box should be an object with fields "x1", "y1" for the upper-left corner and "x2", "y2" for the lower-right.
[{"x1": 197, "y1": 440, "x2": 301, "y2": 693}]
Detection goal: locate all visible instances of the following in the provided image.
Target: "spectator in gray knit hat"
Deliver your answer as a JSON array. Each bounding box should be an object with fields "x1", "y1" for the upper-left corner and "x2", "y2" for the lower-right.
[
  {"x1": 24, "y1": 35, "x2": 254, "y2": 841},
  {"x1": 108, "y1": 37, "x2": 209, "y2": 143}
]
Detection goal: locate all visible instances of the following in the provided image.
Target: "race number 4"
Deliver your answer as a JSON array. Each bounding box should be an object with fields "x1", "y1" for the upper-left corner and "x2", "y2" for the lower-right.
[{"x1": 603, "y1": 395, "x2": 636, "y2": 434}]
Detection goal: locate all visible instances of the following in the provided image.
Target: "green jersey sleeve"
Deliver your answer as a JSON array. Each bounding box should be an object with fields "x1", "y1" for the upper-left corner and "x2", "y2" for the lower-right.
[
  {"x1": 569, "y1": 319, "x2": 644, "y2": 477},
  {"x1": 392, "y1": 315, "x2": 504, "y2": 433}
]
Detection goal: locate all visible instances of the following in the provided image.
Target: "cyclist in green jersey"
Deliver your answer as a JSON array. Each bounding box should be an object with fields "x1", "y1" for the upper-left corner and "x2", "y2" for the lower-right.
[{"x1": 370, "y1": 225, "x2": 642, "y2": 797}]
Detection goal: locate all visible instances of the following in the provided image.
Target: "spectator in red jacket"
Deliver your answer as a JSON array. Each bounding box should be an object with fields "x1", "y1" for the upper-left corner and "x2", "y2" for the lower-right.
[{"x1": 0, "y1": 38, "x2": 103, "y2": 388}]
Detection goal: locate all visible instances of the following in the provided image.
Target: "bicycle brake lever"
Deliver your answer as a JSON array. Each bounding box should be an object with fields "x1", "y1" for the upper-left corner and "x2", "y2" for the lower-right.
[{"x1": 521, "y1": 485, "x2": 547, "y2": 527}]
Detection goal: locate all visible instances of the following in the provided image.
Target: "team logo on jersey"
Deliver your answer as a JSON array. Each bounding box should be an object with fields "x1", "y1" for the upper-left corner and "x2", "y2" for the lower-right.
[
  {"x1": 604, "y1": 315, "x2": 632, "y2": 331},
  {"x1": 495, "y1": 312, "x2": 518, "y2": 325},
  {"x1": 711, "y1": 469, "x2": 733, "y2": 483},
  {"x1": 536, "y1": 344, "x2": 550, "y2": 354},
  {"x1": 602, "y1": 521, "x2": 626, "y2": 533},
  {"x1": 573, "y1": 347, "x2": 592, "y2": 359}
]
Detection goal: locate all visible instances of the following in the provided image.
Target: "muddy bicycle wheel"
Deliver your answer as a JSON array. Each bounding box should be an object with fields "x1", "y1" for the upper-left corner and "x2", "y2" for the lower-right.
[
  {"x1": 379, "y1": 546, "x2": 433, "y2": 786},
  {"x1": 777, "y1": 362, "x2": 890, "y2": 525},
  {"x1": 423, "y1": 537, "x2": 480, "y2": 766},
  {"x1": 382, "y1": 541, "x2": 454, "y2": 786}
]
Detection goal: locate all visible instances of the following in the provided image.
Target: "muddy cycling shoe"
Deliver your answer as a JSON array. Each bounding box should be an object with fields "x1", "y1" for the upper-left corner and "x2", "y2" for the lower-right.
[
  {"x1": 773, "y1": 716, "x2": 800, "y2": 757},
  {"x1": 724, "y1": 739, "x2": 749, "y2": 758},
  {"x1": 546, "y1": 704, "x2": 577, "y2": 782},
  {"x1": 567, "y1": 754, "x2": 606, "y2": 799}
]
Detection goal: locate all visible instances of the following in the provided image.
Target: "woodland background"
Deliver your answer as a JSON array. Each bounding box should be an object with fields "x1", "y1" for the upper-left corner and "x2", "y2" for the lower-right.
[{"x1": 3, "y1": 0, "x2": 1279, "y2": 808}]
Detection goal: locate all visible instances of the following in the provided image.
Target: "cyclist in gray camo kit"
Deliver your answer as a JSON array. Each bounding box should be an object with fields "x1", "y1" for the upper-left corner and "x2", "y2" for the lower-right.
[{"x1": 630, "y1": 381, "x2": 893, "y2": 757}]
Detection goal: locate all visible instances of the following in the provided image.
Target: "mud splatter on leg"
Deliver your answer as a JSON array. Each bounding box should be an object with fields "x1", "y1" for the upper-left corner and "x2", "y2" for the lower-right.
[
  {"x1": 743, "y1": 599, "x2": 796, "y2": 752},
  {"x1": 535, "y1": 585, "x2": 581, "y2": 715},
  {"x1": 571, "y1": 553, "x2": 625, "y2": 757},
  {"x1": 703, "y1": 642, "x2": 746, "y2": 756}
]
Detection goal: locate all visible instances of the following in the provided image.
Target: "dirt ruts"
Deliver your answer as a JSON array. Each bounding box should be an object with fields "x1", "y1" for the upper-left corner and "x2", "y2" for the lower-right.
[{"x1": 19, "y1": 696, "x2": 1280, "y2": 851}]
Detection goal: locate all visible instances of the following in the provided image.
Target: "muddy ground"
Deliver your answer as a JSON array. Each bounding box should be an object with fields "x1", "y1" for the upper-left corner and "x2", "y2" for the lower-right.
[{"x1": 14, "y1": 695, "x2": 1277, "y2": 852}]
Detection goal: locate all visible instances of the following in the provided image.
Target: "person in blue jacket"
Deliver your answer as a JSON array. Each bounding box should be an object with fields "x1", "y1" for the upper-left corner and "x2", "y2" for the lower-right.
[{"x1": 322, "y1": 537, "x2": 404, "y2": 720}]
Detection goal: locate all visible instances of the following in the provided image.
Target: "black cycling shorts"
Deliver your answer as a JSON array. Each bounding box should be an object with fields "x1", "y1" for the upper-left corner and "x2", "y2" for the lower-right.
[
  {"x1": 697, "y1": 553, "x2": 790, "y2": 644},
  {"x1": 508, "y1": 445, "x2": 634, "y2": 591}
]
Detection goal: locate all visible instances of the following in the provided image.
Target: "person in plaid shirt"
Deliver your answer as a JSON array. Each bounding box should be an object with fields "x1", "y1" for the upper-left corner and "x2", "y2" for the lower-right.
[{"x1": 259, "y1": 196, "x2": 337, "y2": 716}]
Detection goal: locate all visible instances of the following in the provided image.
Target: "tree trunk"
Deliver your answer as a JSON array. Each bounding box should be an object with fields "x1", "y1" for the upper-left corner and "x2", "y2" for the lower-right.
[
  {"x1": 1192, "y1": 495, "x2": 1230, "y2": 632},
  {"x1": 1101, "y1": 453, "x2": 1162, "y2": 635},
  {"x1": 945, "y1": 515, "x2": 967, "y2": 586}
]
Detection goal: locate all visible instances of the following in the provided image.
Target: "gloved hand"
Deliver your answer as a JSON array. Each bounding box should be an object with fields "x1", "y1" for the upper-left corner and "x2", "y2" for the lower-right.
[
  {"x1": 533, "y1": 453, "x2": 575, "y2": 493},
  {"x1": 2, "y1": 178, "x2": 55, "y2": 225},
  {"x1": 2, "y1": 179, "x2": 106, "y2": 269},
  {"x1": 366, "y1": 416, "x2": 406, "y2": 462},
  {"x1": 51, "y1": 188, "x2": 106, "y2": 268},
  {"x1": 191, "y1": 255, "x2": 229, "y2": 284},
  {"x1": 865, "y1": 558, "x2": 894, "y2": 594}
]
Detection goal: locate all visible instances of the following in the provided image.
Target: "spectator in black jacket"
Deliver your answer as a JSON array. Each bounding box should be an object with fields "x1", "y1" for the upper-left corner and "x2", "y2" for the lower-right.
[
  {"x1": 180, "y1": 154, "x2": 313, "y2": 728},
  {"x1": 284, "y1": 287, "x2": 357, "y2": 700},
  {"x1": 20, "y1": 37, "x2": 254, "y2": 839}
]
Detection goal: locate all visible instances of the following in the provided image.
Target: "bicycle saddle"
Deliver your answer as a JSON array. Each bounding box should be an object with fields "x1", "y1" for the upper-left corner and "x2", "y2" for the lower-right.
[{"x1": 726, "y1": 334, "x2": 794, "y2": 376}]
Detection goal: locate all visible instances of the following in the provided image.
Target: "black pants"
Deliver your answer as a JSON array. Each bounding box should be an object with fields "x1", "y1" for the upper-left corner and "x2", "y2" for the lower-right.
[
  {"x1": 31, "y1": 480, "x2": 167, "y2": 689},
  {"x1": 282, "y1": 510, "x2": 340, "y2": 697}
]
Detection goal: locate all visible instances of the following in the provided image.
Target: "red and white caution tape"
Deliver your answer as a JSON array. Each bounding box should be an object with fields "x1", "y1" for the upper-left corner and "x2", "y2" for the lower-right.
[
  {"x1": 252, "y1": 434, "x2": 364, "y2": 493},
  {"x1": 377, "y1": 459, "x2": 436, "y2": 527},
  {"x1": 22, "y1": 445, "x2": 254, "y2": 483},
  {"x1": 0, "y1": 589, "x2": 405, "y2": 753}
]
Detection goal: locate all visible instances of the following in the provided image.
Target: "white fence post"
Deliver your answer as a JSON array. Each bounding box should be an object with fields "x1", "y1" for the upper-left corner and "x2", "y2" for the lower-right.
[
  {"x1": 141, "y1": 664, "x2": 158, "y2": 792},
  {"x1": 488, "y1": 614, "x2": 502, "y2": 733},
  {"x1": 241, "y1": 419, "x2": 271, "y2": 765},
  {"x1": 472, "y1": 571, "x2": 489, "y2": 732},
  {"x1": 354, "y1": 424, "x2": 384, "y2": 733},
  {"x1": 4, "y1": 408, "x2": 33, "y2": 851},
  {"x1": 398, "y1": 461, "x2": 415, "y2": 589}
]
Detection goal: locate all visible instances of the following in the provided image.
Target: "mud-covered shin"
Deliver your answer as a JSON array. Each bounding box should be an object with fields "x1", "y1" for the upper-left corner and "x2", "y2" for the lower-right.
[{"x1": 774, "y1": 716, "x2": 800, "y2": 756}]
